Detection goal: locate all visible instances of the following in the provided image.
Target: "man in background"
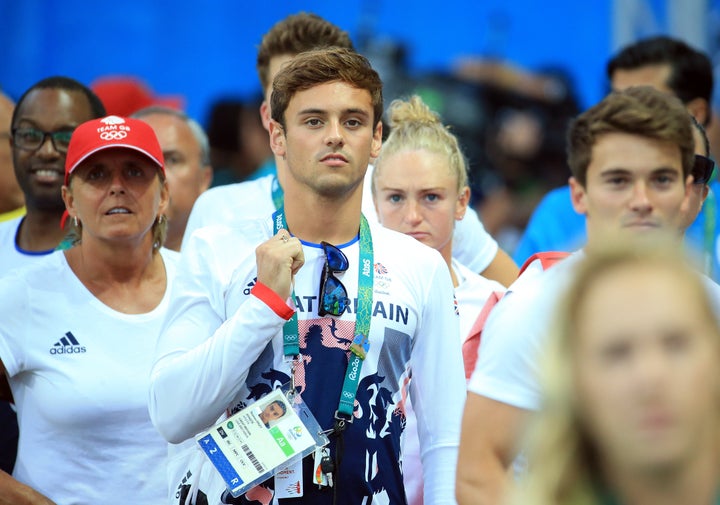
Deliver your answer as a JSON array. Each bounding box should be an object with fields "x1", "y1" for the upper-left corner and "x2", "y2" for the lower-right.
[
  {"x1": 456, "y1": 86, "x2": 705, "y2": 505},
  {"x1": 0, "y1": 92, "x2": 24, "y2": 222},
  {"x1": 132, "y1": 106, "x2": 212, "y2": 251},
  {"x1": 514, "y1": 36, "x2": 719, "y2": 278}
]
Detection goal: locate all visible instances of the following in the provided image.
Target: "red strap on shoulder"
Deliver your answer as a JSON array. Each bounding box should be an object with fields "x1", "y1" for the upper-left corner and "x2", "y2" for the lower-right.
[
  {"x1": 462, "y1": 251, "x2": 570, "y2": 381},
  {"x1": 518, "y1": 251, "x2": 571, "y2": 276},
  {"x1": 462, "y1": 290, "x2": 505, "y2": 380}
]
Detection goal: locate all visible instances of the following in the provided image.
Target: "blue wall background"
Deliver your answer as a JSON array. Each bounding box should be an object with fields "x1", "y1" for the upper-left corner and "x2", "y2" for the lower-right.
[{"x1": 0, "y1": 0, "x2": 616, "y2": 125}]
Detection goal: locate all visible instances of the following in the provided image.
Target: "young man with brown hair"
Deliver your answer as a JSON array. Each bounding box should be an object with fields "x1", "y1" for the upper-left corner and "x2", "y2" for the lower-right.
[
  {"x1": 456, "y1": 86, "x2": 716, "y2": 505},
  {"x1": 150, "y1": 47, "x2": 465, "y2": 505}
]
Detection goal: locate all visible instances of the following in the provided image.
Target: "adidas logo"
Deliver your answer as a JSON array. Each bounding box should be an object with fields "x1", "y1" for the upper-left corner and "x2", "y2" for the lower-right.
[{"x1": 49, "y1": 332, "x2": 87, "y2": 355}]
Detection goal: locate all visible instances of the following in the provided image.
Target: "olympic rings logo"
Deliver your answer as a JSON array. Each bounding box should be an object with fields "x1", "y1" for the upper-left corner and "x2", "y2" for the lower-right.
[{"x1": 100, "y1": 130, "x2": 128, "y2": 140}]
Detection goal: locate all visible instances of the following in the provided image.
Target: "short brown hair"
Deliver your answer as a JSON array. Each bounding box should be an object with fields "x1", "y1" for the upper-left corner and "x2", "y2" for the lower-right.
[
  {"x1": 256, "y1": 13, "x2": 354, "y2": 92},
  {"x1": 567, "y1": 86, "x2": 694, "y2": 186},
  {"x1": 270, "y1": 47, "x2": 383, "y2": 130}
]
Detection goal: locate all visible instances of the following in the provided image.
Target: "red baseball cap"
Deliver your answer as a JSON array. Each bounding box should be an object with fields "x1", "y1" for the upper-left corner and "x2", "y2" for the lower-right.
[
  {"x1": 92, "y1": 76, "x2": 184, "y2": 117},
  {"x1": 64, "y1": 115, "x2": 165, "y2": 185}
]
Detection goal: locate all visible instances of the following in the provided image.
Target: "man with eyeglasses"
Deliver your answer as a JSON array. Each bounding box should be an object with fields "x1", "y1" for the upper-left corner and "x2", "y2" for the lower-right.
[
  {"x1": 149, "y1": 48, "x2": 465, "y2": 505},
  {"x1": 0, "y1": 76, "x2": 105, "y2": 483},
  {"x1": 0, "y1": 76, "x2": 105, "y2": 274}
]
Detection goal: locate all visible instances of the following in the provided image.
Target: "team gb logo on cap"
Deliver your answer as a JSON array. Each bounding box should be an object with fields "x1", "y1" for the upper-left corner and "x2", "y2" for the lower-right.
[{"x1": 98, "y1": 115, "x2": 129, "y2": 140}]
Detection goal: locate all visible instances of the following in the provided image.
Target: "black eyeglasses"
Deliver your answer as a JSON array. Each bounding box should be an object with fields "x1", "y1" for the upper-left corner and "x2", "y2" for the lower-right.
[
  {"x1": 12, "y1": 127, "x2": 74, "y2": 153},
  {"x1": 692, "y1": 154, "x2": 715, "y2": 185},
  {"x1": 318, "y1": 242, "x2": 351, "y2": 317}
]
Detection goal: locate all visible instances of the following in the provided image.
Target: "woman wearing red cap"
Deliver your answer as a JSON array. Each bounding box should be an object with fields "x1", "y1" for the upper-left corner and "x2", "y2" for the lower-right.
[{"x1": 0, "y1": 115, "x2": 177, "y2": 504}]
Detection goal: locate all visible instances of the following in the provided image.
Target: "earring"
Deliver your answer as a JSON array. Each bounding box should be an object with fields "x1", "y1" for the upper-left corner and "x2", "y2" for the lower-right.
[
  {"x1": 73, "y1": 216, "x2": 79, "y2": 227},
  {"x1": 158, "y1": 214, "x2": 167, "y2": 225}
]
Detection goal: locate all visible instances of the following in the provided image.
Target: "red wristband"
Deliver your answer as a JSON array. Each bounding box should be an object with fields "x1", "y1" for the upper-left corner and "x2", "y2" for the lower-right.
[{"x1": 251, "y1": 282, "x2": 295, "y2": 320}]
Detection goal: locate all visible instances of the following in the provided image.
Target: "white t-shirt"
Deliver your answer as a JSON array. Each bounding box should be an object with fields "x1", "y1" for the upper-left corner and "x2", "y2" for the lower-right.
[
  {"x1": 181, "y1": 175, "x2": 276, "y2": 249},
  {"x1": 150, "y1": 218, "x2": 466, "y2": 505},
  {"x1": 0, "y1": 216, "x2": 60, "y2": 277},
  {"x1": 0, "y1": 248, "x2": 179, "y2": 505},
  {"x1": 467, "y1": 251, "x2": 720, "y2": 411},
  {"x1": 453, "y1": 259, "x2": 506, "y2": 342},
  {"x1": 403, "y1": 259, "x2": 505, "y2": 505},
  {"x1": 183, "y1": 170, "x2": 499, "y2": 273}
]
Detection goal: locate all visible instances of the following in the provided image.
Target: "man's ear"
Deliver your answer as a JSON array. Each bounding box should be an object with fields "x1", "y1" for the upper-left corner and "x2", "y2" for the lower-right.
[
  {"x1": 200, "y1": 164, "x2": 213, "y2": 193},
  {"x1": 569, "y1": 176, "x2": 588, "y2": 215},
  {"x1": 260, "y1": 101, "x2": 271, "y2": 133},
  {"x1": 370, "y1": 121, "x2": 382, "y2": 159},
  {"x1": 269, "y1": 120, "x2": 286, "y2": 158},
  {"x1": 686, "y1": 97, "x2": 710, "y2": 126},
  {"x1": 61, "y1": 184, "x2": 75, "y2": 217},
  {"x1": 158, "y1": 179, "x2": 170, "y2": 216},
  {"x1": 455, "y1": 186, "x2": 471, "y2": 221}
]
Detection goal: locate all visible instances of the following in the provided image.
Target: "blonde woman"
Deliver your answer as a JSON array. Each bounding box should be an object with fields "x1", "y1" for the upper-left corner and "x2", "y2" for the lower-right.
[
  {"x1": 372, "y1": 95, "x2": 505, "y2": 505},
  {"x1": 517, "y1": 242, "x2": 720, "y2": 505}
]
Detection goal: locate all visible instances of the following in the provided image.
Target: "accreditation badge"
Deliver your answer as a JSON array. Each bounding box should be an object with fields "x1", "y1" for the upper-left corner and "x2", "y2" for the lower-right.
[{"x1": 196, "y1": 385, "x2": 329, "y2": 499}]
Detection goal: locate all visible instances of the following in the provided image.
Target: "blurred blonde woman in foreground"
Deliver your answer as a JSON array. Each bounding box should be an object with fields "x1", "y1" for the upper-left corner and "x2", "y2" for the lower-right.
[{"x1": 516, "y1": 241, "x2": 720, "y2": 505}]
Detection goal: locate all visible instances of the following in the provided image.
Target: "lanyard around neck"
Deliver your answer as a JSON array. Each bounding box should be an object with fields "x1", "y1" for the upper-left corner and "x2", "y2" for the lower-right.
[
  {"x1": 271, "y1": 176, "x2": 284, "y2": 211},
  {"x1": 272, "y1": 208, "x2": 374, "y2": 420}
]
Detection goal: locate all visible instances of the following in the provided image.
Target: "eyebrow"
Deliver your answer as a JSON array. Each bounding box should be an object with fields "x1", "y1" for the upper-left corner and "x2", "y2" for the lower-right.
[
  {"x1": 297, "y1": 107, "x2": 371, "y2": 118},
  {"x1": 598, "y1": 168, "x2": 630, "y2": 177},
  {"x1": 378, "y1": 186, "x2": 447, "y2": 193},
  {"x1": 599, "y1": 166, "x2": 680, "y2": 176},
  {"x1": 14, "y1": 118, "x2": 78, "y2": 131}
]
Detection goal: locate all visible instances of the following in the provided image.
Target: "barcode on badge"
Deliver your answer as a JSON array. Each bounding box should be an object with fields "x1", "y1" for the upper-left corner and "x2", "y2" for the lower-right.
[{"x1": 241, "y1": 443, "x2": 265, "y2": 473}]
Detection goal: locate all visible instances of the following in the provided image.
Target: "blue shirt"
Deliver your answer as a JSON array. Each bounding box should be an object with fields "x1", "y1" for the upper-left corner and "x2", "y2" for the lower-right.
[{"x1": 513, "y1": 186, "x2": 584, "y2": 266}]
